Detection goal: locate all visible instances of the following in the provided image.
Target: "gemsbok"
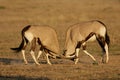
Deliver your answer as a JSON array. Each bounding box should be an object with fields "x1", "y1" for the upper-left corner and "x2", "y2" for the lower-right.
[
  {"x1": 11, "y1": 25, "x2": 60, "y2": 65},
  {"x1": 63, "y1": 20, "x2": 110, "y2": 64}
]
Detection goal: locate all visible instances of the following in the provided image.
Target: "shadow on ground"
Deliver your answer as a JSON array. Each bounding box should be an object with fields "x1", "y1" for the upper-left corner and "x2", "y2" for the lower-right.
[
  {"x1": 0, "y1": 58, "x2": 23, "y2": 65},
  {"x1": 0, "y1": 76, "x2": 50, "y2": 80},
  {"x1": 0, "y1": 57, "x2": 66, "y2": 65}
]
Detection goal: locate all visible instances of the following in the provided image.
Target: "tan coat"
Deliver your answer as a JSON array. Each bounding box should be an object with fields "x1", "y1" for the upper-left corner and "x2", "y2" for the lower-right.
[
  {"x1": 64, "y1": 20, "x2": 106, "y2": 54},
  {"x1": 25, "y1": 25, "x2": 60, "y2": 54}
]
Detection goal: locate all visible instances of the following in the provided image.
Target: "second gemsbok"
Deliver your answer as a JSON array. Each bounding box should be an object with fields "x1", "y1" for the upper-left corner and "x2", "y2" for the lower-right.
[{"x1": 63, "y1": 20, "x2": 110, "y2": 64}]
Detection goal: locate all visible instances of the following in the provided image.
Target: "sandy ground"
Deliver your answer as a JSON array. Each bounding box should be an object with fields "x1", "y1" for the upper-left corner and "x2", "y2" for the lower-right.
[{"x1": 0, "y1": 0, "x2": 120, "y2": 80}]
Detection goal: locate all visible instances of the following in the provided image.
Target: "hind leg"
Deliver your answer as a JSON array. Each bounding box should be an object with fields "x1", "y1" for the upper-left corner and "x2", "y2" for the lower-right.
[
  {"x1": 22, "y1": 50, "x2": 28, "y2": 64},
  {"x1": 37, "y1": 50, "x2": 42, "y2": 60},
  {"x1": 102, "y1": 43, "x2": 109, "y2": 63},
  {"x1": 46, "y1": 53, "x2": 52, "y2": 65},
  {"x1": 21, "y1": 40, "x2": 28, "y2": 64},
  {"x1": 30, "y1": 38, "x2": 40, "y2": 65},
  {"x1": 44, "y1": 50, "x2": 52, "y2": 65},
  {"x1": 96, "y1": 35, "x2": 109, "y2": 63},
  {"x1": 37, "y1": 47, "x2": 43, "y2": 60}
]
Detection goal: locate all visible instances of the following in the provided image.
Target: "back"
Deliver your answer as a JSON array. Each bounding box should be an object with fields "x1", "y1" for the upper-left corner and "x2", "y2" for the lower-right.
[
  {"x1": 69, "y1": 21, "x2": 106, "y2": 41},
  {"x1": 70, "y1": 20, "x2": 106, "y2": 37}
]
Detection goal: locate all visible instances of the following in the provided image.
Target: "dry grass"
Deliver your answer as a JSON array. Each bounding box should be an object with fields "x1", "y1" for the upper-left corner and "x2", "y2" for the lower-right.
[{"x1": 0, "y1": 0, "x2": 120, "y2": 80}]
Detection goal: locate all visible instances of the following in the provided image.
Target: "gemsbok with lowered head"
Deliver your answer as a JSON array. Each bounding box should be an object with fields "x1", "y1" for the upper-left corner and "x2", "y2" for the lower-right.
[
  {"x1": 11, "y1": 25, "x2": 60, "y2": 65},
  {"x1": 63, "y1": 20, "x2": 110, "y2": 64}
]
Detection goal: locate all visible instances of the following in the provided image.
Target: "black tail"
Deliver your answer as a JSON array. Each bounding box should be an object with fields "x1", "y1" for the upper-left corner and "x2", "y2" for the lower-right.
[
  {"x1": 105, "y1": 32, "x2": 110, "y2": 47},
  {"x1": 11, "y1": 25, "x2": 31, "y2": 52},
  {"x1": 11, "y1": 38, "x2": 25, "y2": 52}
]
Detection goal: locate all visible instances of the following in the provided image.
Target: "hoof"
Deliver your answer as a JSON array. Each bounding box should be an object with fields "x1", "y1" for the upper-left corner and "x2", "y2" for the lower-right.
[
  {"x1": 70, "y1": 58, "x2": 75, "y2": 61},
  {"x1": 36, "y1": 63, "x2": 40, "y2": 65},
  {"x1": 48, "y1": 63, "x2": 52, "y2": 65},
  {"x1": 74, "y1": 58, "x2": 79, "y2": 64},
  {"x1": 24, "y1": 63, "x2": 28, "y2": 65},
  {"x1": 101, "y1": 59, "x2": 108, "y2": 64},
  {"x1": 102, "y1": 61, "x2": 108, "y2": 64},
  {"x1": 70, "y1": 56, "x2": 78, "y2": 62},
  {"x1": 92, "y1": 61, "x2": 98, "y2": 65}
]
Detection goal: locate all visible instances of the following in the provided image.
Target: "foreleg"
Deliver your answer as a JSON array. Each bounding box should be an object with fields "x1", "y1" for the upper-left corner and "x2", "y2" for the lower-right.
[{"x1": 82, "y1": 43, "x2": 98, "y2": 64}]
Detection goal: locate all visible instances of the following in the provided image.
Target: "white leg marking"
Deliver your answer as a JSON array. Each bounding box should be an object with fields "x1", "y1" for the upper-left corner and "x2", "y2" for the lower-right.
[
  {"x1": 65, "y1": 54, "x2": 76, "y2": 58},
  {"x1": 30, "y1": 50, "x2": 40, "y2": 65},
  {"x1": 37, "y1": 50, "x2": 42, "y2": 60},
  {"x1": 75, "y1": 48, "x2": 80, "y2": 64},
  {"x1": 83, "y1": 50, "x2": 96, "y2": 61},
  {"x1": 104, "y1": 43, "x2": 109, "y2": 63},
  {"x1": 46, "y1": 53, "x2": 52, "y2": 65},
  {"x1": 22, "y1": 50, "x2": 28, "y2": 64},
  {"x1": 75, "y1": 48, "x2": 80, "y2": 57}
]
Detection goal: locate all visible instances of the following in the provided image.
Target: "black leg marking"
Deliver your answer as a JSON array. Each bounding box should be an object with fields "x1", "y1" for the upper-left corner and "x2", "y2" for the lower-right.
[
  {"x1": 37, "y1": 38, "x2": 42, "y2": 45},
  {"x1": 82, "y1": 44, "x2": 86, "y2": 50},
  {"x1": 37, "y1": 38, "x2": 45, "y2": 51},
  {"x1": 105, "y1": 32, "x2": 110, "y2": 48},
  {"x1": 30, "y1": 37, "x2": 36, "y2": 51},
  {"x1": 40, "y1": 46, "x2": 44, "y2": 51},
  {"x1": 85, "y1": 32, "x2": 95, "y2": 41},
  {"x1": 96, "y1": 35, "x2": 106, "y2": 52},
  {"x1": 22, "y1": 37, "x2": 29, "y2": 50},
  {"x1": 37, "y1": 38, "x2": 53, "y2": 59},
  {"x1": 76, "y1": 41, "x2": 83, "y2": 48},
  {"x1": 96, "y1": 35, "x2": 108, "y2": 63},
  {"x1": 30, "y1": 37, "x2": 40, "y2": 65}
]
